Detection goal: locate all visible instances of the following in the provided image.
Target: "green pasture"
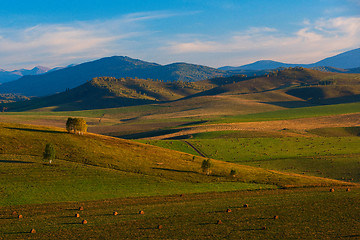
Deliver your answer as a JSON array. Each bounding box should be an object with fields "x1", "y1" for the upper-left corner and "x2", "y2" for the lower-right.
[
  {"x1": 0, "y1": 188, "x2": 358, "y2": 239},
  {"x1": 206, "y1": 102, "x2": 360, "y2": 124},
  {"x1": 0, "y1": 154, "x2": 273, "y2": 206},
  {"x1": 0, "y1": 121, "x2": 346, "y2": 208},
  {"x1": 144, "y1": 135, "x2": 360, "y2": 183}
]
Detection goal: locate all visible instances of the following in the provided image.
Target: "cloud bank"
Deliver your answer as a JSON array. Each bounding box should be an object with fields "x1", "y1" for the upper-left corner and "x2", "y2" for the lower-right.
[{"x1": 164, "y1": 17, "x2": 360, "y2": 66}]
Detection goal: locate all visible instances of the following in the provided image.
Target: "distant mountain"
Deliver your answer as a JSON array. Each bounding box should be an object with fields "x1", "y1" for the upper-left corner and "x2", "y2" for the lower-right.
[
  {"x1": 311, "y1": 48, "x2": 360, "y2": 69},
  {"x1": 219, "y1": 60, "x2": 299, "y2": 71},
  {"x1": 0, "y1": 66, "x2": 51, "y2": 84},
  {"x1": 220, "y1": 48, "x2": 360, "y2": 71},
  {"x1": 0, "y1": 56, "x2": 230, "y2": 97}
]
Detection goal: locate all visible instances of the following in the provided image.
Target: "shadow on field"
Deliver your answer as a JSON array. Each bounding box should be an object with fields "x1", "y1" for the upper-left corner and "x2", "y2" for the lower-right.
[
  {"x1": 5, "y1": 127, "x2": 65, "y2": 134},
  {"x1": 117, "y1": 128, "x2": 184, "y2": 139},
  {"x1": 0, "y1": 160, "x2": 34, "y2": 164},
  {"x1": 342, "y1": 235, "x2": 360, "y2": 238},
  {"x1": 152, "y1": 167, "x2": 198, "y2": 174}
]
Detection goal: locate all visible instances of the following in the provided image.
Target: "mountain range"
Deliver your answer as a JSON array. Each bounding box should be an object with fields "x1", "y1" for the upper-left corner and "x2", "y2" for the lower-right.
[
  {"x1": 0, "y1": 48, "x2": 359, "y2": 98},
  {"x1": 220, "y1": 48, "x2": 360, "y2": 71},
  {"x1": 0, "y1": 66, "x2": 51, "y2": 84},
  {"x1": 0, "y1": 56, "x2": 230, "y2": 97}
]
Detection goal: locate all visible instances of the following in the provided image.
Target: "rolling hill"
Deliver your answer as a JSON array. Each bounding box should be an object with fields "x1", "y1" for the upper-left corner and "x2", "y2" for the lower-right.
[
  {"x1": 0, "y1": 56, "x2": 230, "y2": 97},
  {"x1": 0, "y1": 122, "x2": 350, "y2": 206},
  {"x1": 4, "y1": 76, "x2": 215, "y2": 111},
  {"x1": 4, "y1": 67, "x2": 360, "y2": 114}
]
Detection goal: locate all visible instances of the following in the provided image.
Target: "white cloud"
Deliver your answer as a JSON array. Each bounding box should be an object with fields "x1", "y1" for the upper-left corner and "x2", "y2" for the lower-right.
[
  {"x1": 0, "y1": 11, "x2": 180, "y2": 70},
  {"x1": 163, "y1": 16, "x2": 360, "y2": 66}
]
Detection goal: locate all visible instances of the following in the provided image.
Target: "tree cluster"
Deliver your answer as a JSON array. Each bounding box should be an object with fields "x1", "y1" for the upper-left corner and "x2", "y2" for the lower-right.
[{"x1": 66, "y1": 117, "x2": 88, "y2": 135}]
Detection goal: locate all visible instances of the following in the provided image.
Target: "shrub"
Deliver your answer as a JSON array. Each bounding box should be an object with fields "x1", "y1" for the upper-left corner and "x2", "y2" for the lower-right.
[{"x1": 201, "y1": 159, "x2": 212, "y2": 175}]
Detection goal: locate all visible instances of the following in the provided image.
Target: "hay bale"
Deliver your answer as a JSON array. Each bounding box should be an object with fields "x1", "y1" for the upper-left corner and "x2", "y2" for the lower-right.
[
  {"x1": 273, "y1": 215, "x2": 279, "y2": 219},
  {"x1": 217, "y1": 220, "x2": 222, "y2": 225},
  {"x1": 12, "y1": 211, "x2": 17, "y2": 215},
  {"x1": 82, "y1": 220, "x2": 87, "y2": 224},
  {"x1": 75, "y1": 213, "x2": 80, "y2": 218},
  {"x1": 157, "y1": 225, "x2": 163, "y2": 230},
  {"x1": 30, "y1": 229, "x2": 36, "y2": 233},
  {"x1": 139, "y1": 210, "x2": 145, "y2": 215},
  {"x1": 226, "y1": 209, "x2": 232, "y2": 213},
  {"x1": 180, "y1": 194, "x2": 184, "y2": 197},
  {"x1": 79, "y1": 207, "x2": 84, "y2": 211},
  {"x1": 113, "y1": 211, "x2": 118, "y2": 216},
  {"x1": 18, "y1": 215, "x2": 23, "y2": 219},
  {"x1": 346, "y1": 188, "x2": 351, "y2": 192},
  {"x1": 329, "y1": 188, "x2": 335, "y2": 192},
  {"x1": 243, "y1": 204, "x2": 249, "y2": 208}
]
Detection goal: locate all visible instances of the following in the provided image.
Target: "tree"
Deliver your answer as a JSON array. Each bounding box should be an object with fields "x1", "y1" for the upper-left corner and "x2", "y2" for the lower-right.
[
  {"x1": 66, "y1": 117, "x2": 75, "y2": 133},
  {"x1": 43, "y1": 143, "x2": 56, "y2": 164},
  {"x1": 66, "y1": 117, "x2": 87, "y2": 135},
  {"x1": 201, "y1": 159, "x2": 212, "y2": 175}
]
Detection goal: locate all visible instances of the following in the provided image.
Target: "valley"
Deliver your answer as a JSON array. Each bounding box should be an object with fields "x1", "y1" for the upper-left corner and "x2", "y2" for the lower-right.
[{"x1": 0, "y1": 55, "x2": 360, "y2": 239}]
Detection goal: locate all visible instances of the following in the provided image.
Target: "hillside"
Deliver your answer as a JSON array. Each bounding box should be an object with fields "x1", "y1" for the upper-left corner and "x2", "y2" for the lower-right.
[
  {"x1": 0, "y1": 56, "x2": 230, "y2": 97},
  {"x1": 4, "y1": 76, "x2": 215, "y2": 111},
  {"x1": 4, "y1": 67, "x2": 360, "y2": 114},
  {"x1": 0, "y1": 122, "x2": 351, "y2": 207}
]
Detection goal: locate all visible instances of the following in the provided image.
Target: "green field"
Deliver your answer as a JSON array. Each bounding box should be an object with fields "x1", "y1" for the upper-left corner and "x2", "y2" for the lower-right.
[
  {"x1": 143, "y1": 134, "x2": 360, "y2": 183},
  {"x1": 1, "y1": 122, "x2": 347, "y2": 208},
  {"x1": 0, "y1": 188, "x2": 358, "y2": 239},
  {"x1": 0, "y1": 154, "x2": 274, "y2": 206},
  {"x1": 206, "y1": 101, "x2": 360, "y2": 124}
]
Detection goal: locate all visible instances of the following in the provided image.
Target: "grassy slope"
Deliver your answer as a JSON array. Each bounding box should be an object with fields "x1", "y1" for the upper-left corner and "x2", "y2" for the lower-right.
[
  {"x1": 0, "y1": 122, "x2": 351, "y2": 207},
  {"x1": 0, "y1": 154, "x2": 271, "y2": 206},
  {"x1": 143, "y1": 135, "x2": 360, "y2": 183}
]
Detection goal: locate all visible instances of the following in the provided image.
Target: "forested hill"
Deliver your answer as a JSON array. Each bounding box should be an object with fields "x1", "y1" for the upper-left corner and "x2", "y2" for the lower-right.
[{"x1": 5, "y1": 76, "x2": 215, "y2": 111}]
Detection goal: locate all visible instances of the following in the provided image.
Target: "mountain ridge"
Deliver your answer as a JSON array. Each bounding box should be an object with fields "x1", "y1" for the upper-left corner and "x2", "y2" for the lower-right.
[
  {"x1": 0, "y1": 56, "x2": 230, "y2": 97},
  {"x1": 220, "y1": 48, "x2": 360, "y2": 71}
]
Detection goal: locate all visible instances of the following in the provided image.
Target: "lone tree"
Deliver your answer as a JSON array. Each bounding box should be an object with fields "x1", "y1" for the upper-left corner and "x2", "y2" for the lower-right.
[
  {"x1": 201, "y1": 159, "x2": 212, "y2": 175},
  {"x1": 66, "y1": 117, "x2": 87, "y2": 135},
  {"x1": 43, "y1": 143, "x2": 56, "y2": 164}
]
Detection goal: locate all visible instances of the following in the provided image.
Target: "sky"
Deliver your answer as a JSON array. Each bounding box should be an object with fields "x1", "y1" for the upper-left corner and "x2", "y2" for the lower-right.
[{"x1": 0, "y1": 0, "x2": 359, "y2": 70}]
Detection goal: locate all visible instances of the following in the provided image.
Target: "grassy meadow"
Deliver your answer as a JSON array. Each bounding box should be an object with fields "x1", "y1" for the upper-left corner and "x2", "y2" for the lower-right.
[{"x1": 0, "y1": 188, "x2": 358, "y2": 239}]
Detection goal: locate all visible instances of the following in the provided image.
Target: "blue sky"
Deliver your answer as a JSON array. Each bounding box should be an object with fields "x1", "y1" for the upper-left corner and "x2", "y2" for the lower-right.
[{"x1": 0, "y1": 0, "x2": 359, "y2": 69}]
